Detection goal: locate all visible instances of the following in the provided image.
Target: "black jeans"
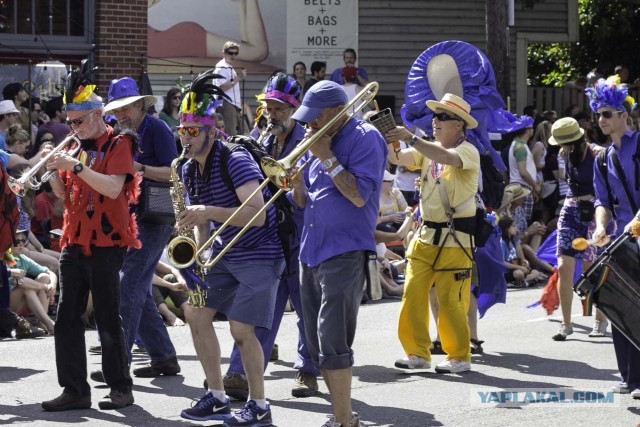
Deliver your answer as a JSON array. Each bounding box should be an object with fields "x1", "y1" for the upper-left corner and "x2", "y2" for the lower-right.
[{"x1": 55, "y1": 245, "x2": 132, "y2": 396}]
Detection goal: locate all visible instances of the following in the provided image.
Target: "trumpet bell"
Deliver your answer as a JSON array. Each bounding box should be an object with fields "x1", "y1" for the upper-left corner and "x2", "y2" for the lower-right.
[
  {"x1": 167, "y1": 236, "x2": 197, "y2": 269},
  {"x1": 8, "y1": 176, "x2": 27, "y2": 197}
]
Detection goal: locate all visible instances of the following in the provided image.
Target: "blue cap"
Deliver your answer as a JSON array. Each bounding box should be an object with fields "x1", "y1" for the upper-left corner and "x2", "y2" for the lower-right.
[{"x1": 292, "y1": 80, "x2": 348, "y2": 123}]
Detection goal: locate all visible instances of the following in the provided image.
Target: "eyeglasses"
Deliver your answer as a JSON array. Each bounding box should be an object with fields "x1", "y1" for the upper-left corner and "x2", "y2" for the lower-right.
[
  {"x1": 14, "y1": 238, "x2": 27, "y2": 245},
  {"x1": 176, "y1": 125, "x2": 208, "y2": 137},
  {"x1": 225, "y1": 50, "x2": 239, "y2": 56},
  {"x1": 40, "y1": 138, "x2": 54, "y2": 143},
  {"x1": 172, "y1": 96, "x2": 182, "y2": 101},
  {"x1": 264, "y1": 107, "x2": 291, "y2": 117},
  {"x1": 66, "y1": 111, "x2": 92, "y2": 127},
  {"x1": 433, "y1": 112, "x2": 461, "y2": 122},
  {"x1": 596, "y1": 110, "x2": 623, "y2": 120}
]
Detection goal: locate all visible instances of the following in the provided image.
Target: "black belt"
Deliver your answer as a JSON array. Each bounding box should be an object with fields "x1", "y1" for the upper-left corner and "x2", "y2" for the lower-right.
[{"x1": 422, "y1": 217, "x2": 476, "y2": 246}]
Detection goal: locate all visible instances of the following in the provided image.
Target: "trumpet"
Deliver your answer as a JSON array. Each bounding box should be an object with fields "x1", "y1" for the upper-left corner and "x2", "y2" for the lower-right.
[
  {"x1": 192, "y1": 82, "x2": 379, "y2": 269},
  {"x1": 8, "y1": 134, "x2": 81, "y2": 197}
]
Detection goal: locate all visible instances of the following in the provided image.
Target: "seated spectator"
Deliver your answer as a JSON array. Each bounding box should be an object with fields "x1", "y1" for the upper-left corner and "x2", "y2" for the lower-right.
[
  {"x1": 0, "y1": 306, "x2": 46, "y2": 339},
  {"x1": 32, "y1": 182, "x2": 63, "y2": 248},
  {"x1": 374, "y1": 207, "x2": 415, "y2": 297},
  {"x1": 8, "y1": 230, "x2": 56, "y2": 334},
  {"x1": 5, "y1": 124, "x2": 30, "y2": 156},
  {"x1": 152, "y1": 260, "x2": 188, "y2": 326},
  {"x1": 498, "y1": 217, "x2": 545, "y2": 287},
  {"x1": 8, "y1": 165, "x2": 60, "y2": 275},
  {"x1": 30, "y1": 131, "x2": 55, "y2": 160},
  {"x1": 499, "y1": 183, "x2": 554, "y2": 275},
  {"x1": 35, "y1": 97, "x2": 71, "y2": 145},
  {"x1": 377, "y1": 170, "x2": 408, "y2": 232}
]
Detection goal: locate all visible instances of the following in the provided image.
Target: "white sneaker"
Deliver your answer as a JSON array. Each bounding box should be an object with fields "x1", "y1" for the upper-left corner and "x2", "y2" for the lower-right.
[
  {"x1": 588, "y1": 318, "x2": 609, "y2": 337},
  {"x1": 611, "y1": 382, "x2": 630, "y2": 394},
  {"x1": 435, "y1": 358, "x2": 471, "y2": 373},
  {"x1": 552, "y1": 323, "x2": 574, "y2": 341},
  {"x1": 394, "y1": 355, "x2": 430, "y2": 369},
  {"x1": 630, "y1": 389, "x2": 640, "y2": 399}
]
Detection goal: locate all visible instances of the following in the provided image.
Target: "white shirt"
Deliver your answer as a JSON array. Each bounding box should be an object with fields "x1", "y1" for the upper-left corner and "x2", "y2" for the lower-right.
[{"x1": 214, "y1": 58, "x2": 240, "y2": 108}]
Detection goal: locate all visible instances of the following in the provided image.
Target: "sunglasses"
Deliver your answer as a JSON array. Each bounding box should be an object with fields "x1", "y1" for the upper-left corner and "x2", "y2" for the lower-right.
[
  {"x1": 172, "y1": 96, "x2": 182, "y2": 101},
  {"x1": 176, "y1": 125, "x2": 208, "y2": 137},
  {"x1": 66, "y1": 111, "x2": 92, "y2": 126},
  {"x1": 596, "y1": 110, "x2": 623, "y2": 119},
  {"x1": 225, "y1": 50, "x2": 239, "y2": 56},
  {"x1": 15, "y1": 238, "x2": 27, "y2": 245},
  {"x1": 433, "y1": 112, "x2": 461, "y2": 122},
  {"x1": 40, "y1": 138, "x2": 54, "y2": 143},
  {"x1": 33, "y1": 109, "x2": 42, "y2": 113}
]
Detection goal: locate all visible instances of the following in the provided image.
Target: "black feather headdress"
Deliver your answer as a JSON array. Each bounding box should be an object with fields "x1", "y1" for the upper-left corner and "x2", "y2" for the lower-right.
[
  {"x1": 62, "y1": 59, "x2": 102, "y2": 111},
  {"x1": 179, "y1": 69, "x2": 230, "y2": 125}
]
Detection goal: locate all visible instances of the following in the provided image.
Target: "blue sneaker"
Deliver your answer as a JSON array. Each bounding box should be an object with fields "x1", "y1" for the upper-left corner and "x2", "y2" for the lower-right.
[
  {"x1": 223, "y1": 400, "x2": 272, "y2": 426},
  {"x1": 180, "y1": 391, "x2": 231, "y2": 421}
]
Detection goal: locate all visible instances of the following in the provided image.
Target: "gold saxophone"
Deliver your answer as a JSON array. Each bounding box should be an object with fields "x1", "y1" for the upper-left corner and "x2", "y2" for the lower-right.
[{"x1": 166, "y1": 144, "x2": 207, "y2": 308}]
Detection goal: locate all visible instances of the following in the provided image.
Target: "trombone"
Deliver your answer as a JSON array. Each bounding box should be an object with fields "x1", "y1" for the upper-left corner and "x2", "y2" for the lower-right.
[
  {"x1": 8, "y1": 134, "x2": 81, "y2": 197},
  {"x1": 191, "y1": 81, "x2": 379, "y2": 270}
]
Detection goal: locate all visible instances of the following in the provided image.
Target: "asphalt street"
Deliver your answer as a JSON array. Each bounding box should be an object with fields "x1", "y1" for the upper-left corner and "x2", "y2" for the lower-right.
[{"x1": 1, "y1": 285, "x2": 639, "y2": 426}]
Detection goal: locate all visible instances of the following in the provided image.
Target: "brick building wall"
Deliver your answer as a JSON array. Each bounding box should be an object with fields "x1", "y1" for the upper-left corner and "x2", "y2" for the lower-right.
[{"x1": 94, "y1": 0, "x2": 148, "y2": 96}]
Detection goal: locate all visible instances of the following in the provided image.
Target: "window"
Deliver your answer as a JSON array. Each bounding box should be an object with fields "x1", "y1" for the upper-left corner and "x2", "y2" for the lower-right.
[{"x1": 0, "y1": 0, "x2": 86, "y2": 36}]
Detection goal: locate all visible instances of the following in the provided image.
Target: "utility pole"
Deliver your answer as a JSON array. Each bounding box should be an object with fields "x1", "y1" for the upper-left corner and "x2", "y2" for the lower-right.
[{"x1": 486, "y1": 0, "x2": 509, "y2": 104}]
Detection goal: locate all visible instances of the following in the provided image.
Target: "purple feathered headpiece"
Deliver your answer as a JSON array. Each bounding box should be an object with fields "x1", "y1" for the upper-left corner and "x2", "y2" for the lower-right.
[
  {"x1": 261, "y1": 72, "x2": 301, "y2": 108},
  {"x1": 585, "y1": 78, "x2": 630, "y2": 113}
]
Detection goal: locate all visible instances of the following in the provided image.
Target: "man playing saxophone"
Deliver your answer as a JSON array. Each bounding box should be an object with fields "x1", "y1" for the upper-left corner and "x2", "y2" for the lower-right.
[{"x1": 176, "y1": 70, "x2": 284, "y2": 427}]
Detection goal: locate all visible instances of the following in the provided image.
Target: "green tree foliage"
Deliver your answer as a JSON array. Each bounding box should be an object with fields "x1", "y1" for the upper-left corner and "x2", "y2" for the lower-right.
[{"x1": 528, "y1": 0, "x2": 640, "y2": 87}]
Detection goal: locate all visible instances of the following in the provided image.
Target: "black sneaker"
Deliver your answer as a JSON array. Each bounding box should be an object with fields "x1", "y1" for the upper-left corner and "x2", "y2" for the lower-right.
[
  {"x1": 270, "y1": 343, "x2": 279, "y2": 361},
  {"x1": 180, "y1": 391, "x2": 231, "y2": 421},
  {"x1": 133, "y1": 356, "x2": 180, "y2": 377},
  {"x1": 90, "y1": 370, "x2": 105, "y2": 383},
  {"x1": 98, "y1": 389, "x2": 134, "y2": 410},
  {"x1": 223, "y1": 400, "x2": 271, "y2": 427},
  {"x1": 88, "y1": 345, "x2": 102, "y2": 355}
]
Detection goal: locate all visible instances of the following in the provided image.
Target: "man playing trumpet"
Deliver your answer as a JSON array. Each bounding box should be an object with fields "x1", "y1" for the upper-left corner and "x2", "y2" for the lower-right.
[{"x1": 42, "y1": 61, "x2": 139, "y2": 412}]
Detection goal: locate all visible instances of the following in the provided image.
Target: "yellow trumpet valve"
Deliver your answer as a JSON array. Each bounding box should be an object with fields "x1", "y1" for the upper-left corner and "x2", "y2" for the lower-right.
[
  {"x1": 629, "y1": 217, "x2": 640, "y2": 238},
  {"x1": 571, "y1": 237, "x2": 589, "y2": 251}
]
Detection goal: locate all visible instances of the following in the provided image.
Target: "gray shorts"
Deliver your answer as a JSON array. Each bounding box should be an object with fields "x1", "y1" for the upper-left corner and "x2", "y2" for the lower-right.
[
  {"x1": 204, "y1": 258, "x2": 285, "y2": 329},
  {"x1": 300, "y1": 250, "x2": 366, "y2": 370}
]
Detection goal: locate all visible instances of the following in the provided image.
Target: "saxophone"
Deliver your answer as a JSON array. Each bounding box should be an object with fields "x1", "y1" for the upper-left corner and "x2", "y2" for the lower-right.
[{"x1": 166, "y1": 144, "x2": 207, "y2": 308}]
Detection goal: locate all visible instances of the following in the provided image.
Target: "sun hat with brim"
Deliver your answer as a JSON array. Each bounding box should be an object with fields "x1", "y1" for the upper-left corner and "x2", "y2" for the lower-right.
[
  {"x1": 0, "y1": 100, "x2": 20, "y2": 115},
  {"x1": 548, "y1": 117, "x2": 585, "y2": 146},
  {"x1": 498, "y1": 183, "x2": 531, "y2": 211},
  {"x1": 426, "y1": 93, "x2": 478, "y2": 129},
  {"x1": 103, "y1": 77, "x2": 157, "y2": 113},
  {"x1": 292, "y1": 80, "x2": 348, "y2": 124}
]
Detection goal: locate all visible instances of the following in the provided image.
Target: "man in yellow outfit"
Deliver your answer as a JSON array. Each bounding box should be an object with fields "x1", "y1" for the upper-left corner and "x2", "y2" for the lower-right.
[{"x1": 385, "y1": 93, "x2": 479, "y2": 373}]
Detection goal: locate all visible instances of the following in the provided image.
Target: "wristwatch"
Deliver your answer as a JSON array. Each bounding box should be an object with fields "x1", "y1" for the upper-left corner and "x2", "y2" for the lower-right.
[
  {"x1": 72, "y1": 162, "x2": 84, "y2": 175},
  {"x1": 322, "y1": 157, "x2": 337, "y2": 169},
  {"x1": 409, "y1": 135, "x2": 419, "y2": 147}
]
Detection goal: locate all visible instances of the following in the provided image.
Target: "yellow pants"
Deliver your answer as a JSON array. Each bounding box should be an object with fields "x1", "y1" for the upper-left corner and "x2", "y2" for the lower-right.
[{"x1": 398, "y1": 238, "x2": 472, "y2": 362}]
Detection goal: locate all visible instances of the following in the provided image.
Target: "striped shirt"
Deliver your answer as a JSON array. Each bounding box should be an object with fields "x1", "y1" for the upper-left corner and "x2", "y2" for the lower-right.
[{"x1": 181, "y1": 140, "x2": 283, "y2": 263}]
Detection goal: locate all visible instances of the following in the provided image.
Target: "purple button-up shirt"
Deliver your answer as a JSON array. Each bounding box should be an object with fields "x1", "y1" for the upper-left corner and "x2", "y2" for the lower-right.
[
  {"x1": 593, "y1": 130, "x2": 640, "y2": 236},
  {"x1": 298, "y1": 118, "x2": 387, "y2": 268}
]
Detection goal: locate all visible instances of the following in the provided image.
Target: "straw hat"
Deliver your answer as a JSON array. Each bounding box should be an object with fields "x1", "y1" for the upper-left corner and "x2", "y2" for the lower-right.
[
  {"x1": 548, "y1": 117, "x2": 585, "y2": 145},
  {"x1": 426, "y1": 93, "x2": 478, "y2": 129},
  {"x1": 498, "y1": 183, "x2": 531, "y2": 211}
]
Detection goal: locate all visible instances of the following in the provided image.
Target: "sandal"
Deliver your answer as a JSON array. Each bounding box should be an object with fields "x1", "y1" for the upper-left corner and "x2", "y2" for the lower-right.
[
  {"x1": 430, "y1": 340, "x2": 446, "y2": 355},
  {"x1": 470, "y1": 338, "x2": 484, "y2": 354}
]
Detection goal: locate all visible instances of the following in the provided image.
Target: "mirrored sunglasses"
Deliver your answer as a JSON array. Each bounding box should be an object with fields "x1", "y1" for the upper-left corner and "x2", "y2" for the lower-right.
[{"x1": 176, "y1": 125, "x2": 208, "y2": 137}]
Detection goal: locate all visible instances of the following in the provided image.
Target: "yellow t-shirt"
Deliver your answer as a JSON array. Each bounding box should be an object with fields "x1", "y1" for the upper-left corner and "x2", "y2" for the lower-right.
[{"x1": 410, "y1": 140, "x2": 480, "y2": 247}]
